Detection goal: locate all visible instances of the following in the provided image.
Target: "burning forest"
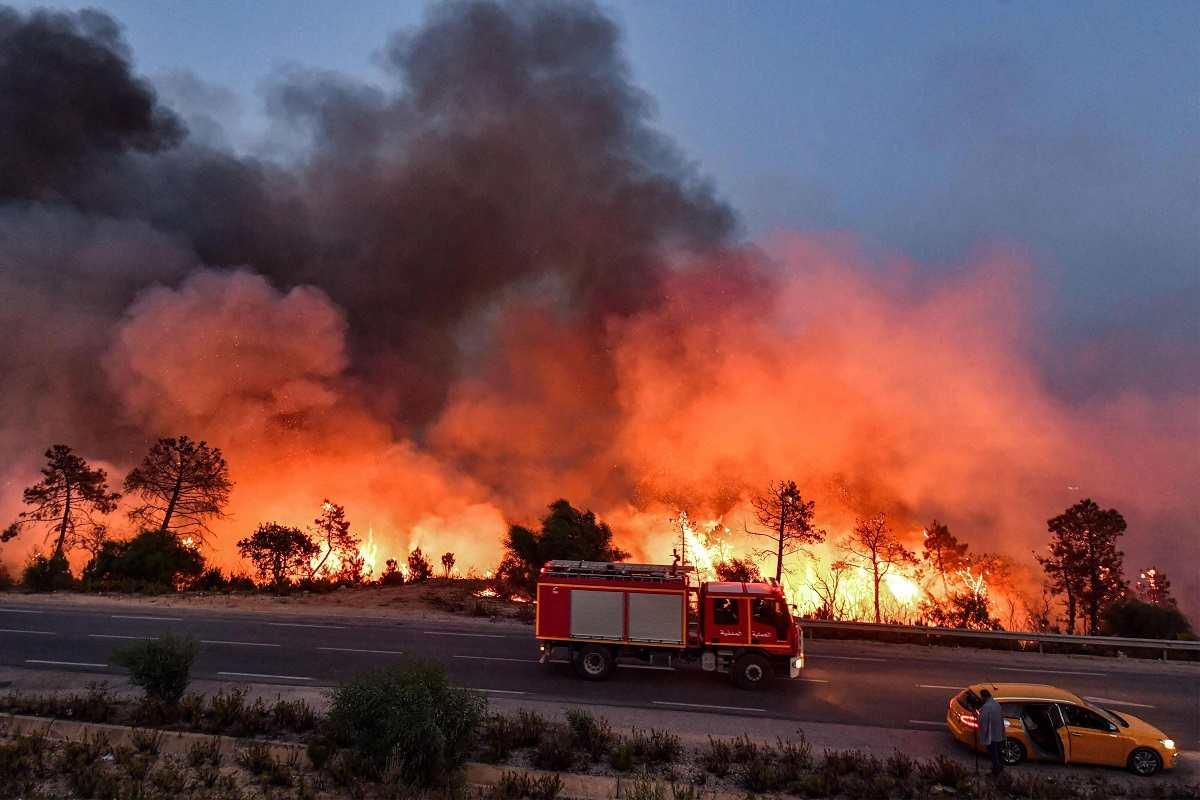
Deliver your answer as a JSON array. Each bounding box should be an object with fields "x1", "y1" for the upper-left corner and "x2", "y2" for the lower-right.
[{"x1": 0, "y1": 1, "x2": 1196, "y2": 629}]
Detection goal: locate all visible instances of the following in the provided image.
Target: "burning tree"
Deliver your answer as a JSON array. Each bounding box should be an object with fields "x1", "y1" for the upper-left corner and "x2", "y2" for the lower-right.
[
  {"x1": 920, "y1": 520, "x2": 969, "y2": 597},
  {"x1": 1135, "y1": 566, "x2": 1174, "y2": 607},
  {"x1": 441, "y1": 551, "x2": 456, "y2": 578},
  {"x1": 838, "y1": 513, "x2": 917, "y2": 624},
  {"x1": 1, "y1": 445, "x2": 120, "y2": 562},
  {"x1": 811, "y1": 559, "x2": 852, "y2": 620},
  {"x1": 746, "y1": 480, "x2": 825, "y2": 582},
  {"x1": 1038, "y1": 498, "x2": 1126, "y2": 635},
  {"x1": 237, "y1": 523, "x2": 319, "y2": 587},
  {"x1": 714, "y1": 557, "x2": 762, "y2": 582},
  {"x1": 407, "y1": 547, "x2": 433, "y2": 582},
  {"x1": 123, "y1": 436, "x2": 232, "y2": 543},
  {"x1": 308, "y1": 500, "x2": 359, "y2": 580}
]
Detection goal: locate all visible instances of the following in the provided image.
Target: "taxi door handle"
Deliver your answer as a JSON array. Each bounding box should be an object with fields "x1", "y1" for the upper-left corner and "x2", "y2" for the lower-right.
[{"x1": 1069, "y1": 733, "x2": 1083, "y2": 737}]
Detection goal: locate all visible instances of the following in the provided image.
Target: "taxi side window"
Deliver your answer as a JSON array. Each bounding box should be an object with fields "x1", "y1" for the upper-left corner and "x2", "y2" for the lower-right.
[
  {"x1": 1000, "y1": 703, "x2": 1022, "y2": 717},
  {"x1": 712, "y1": 598, "x2": 741, "y2": 625},
  {"x1": 1060, "y1": 704, "x2": 1112, "y2": 731}
]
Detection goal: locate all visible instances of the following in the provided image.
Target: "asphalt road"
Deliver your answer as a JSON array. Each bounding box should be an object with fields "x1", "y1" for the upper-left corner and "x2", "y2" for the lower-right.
[{"x1": 1, "y1": 600, "x2": 1197, "y2": 751}]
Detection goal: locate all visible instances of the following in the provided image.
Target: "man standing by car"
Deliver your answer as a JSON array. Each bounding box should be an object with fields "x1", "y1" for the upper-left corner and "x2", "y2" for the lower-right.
[{"x1": 978, "y1": 689, "x2": 1005, "y2": 775}]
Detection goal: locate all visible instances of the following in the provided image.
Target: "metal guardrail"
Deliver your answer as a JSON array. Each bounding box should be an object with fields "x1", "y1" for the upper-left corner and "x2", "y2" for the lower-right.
[{"x1": 799, "y1": 619, "x2": 1200, "y2": 659}]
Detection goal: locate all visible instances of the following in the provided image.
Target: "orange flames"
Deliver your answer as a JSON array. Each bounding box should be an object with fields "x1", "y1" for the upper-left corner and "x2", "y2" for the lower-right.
[{"x1": 2, "y1": 240, "x2": 1194, "y2": 620}]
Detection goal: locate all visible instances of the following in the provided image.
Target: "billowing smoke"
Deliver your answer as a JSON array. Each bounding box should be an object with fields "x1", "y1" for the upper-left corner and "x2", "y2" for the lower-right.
[{"x1": 0, "y1": 1, "x2": 1194, "y2": 614}]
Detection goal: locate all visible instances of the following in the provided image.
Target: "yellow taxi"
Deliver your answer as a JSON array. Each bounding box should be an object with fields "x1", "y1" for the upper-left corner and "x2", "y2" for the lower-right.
[{"x1": 946, "y1": 683, "x2": 1177, "y2": 776}]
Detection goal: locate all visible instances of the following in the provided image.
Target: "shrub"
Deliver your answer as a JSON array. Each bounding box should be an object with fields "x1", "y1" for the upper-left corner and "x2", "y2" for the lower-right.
[
  {"x1": 82, "y1": 528, "x2": 205, "y2": 591},
  {"x1": 22, "y1": 553, "x2": 73, "y2": 592},
  {"x1": 566, "y1": 708, "x2": 615, "y2": 759},
  {"x1": 226, "y1": 571, "x2": 257, "y2": 591},
  {"x1": 479, "y1": 713, "x2": 515, "y2": 763},
  {"x1": 0, "y1": 562, "x2": 13, "y2": 591},
  {"x1": 511, "y1": 710, "x2": 546, "y2": 747},
  {"x1": 533, "y1": 725, "x2": 577, "y2": 771},
  {"x1": 1103, "y1": 597, "x2": 1194, "y2": 640},
  {"x1": 238, "y1": 522, "x2": 319, "y2": 587},
  {"x1": 379, "y1": 559, "x2": 405, "y2": 586},
  {"x1": 917, "y1": 754, "x2": 969, "y2": 789},
  {"x1": 189, "y1": 567, "x2": 229, "y2": 591},
  {"x1": 492, "y1": 770, "x2": 564, "y2": 800},
  {"x1": 326, "y1": 661, "x2": 486, "y2": 786},
  {"x1": 111, "y1": 634, "x2": 199, "y2": 705}
]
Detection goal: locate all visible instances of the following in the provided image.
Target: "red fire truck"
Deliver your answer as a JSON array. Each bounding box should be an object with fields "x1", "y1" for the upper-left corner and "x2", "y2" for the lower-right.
[{"x1": 535, "y1": 560, "x2": 804, "y2": 689}]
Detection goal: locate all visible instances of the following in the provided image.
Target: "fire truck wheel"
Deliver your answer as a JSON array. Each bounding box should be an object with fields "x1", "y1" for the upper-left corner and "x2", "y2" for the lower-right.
[
  {"x1": 733, "y1": 653, "x2": 773, "y2": 690},
  {"x1": 573, "y1": 646, "x2": 616, "y2": 681}
]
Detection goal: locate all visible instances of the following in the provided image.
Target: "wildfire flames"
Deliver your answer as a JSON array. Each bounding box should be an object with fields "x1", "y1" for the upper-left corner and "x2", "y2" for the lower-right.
[{"x1": 0, "y1": 1, "x2": 1194, "y2": 619}]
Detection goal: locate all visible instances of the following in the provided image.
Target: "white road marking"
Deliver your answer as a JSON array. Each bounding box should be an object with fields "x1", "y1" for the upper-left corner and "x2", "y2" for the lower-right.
[
  {"x1": 653, "y1": 701, "x2": 766, "y2": 713},
  {"x1": 464, "y1": 687, "x2": 526, "y2": 694},
  {"x1": 218, "y1": 671, "x2": 312, "y2": 681},
  {"x1": 909, "y1": 720, "x2": 945, "y2": 726},
  {"x1": 918, "y1": 684, "x2": 963, "y2": 690},
  {"x1": 1084, "y1": 696, "x2": 1155, "y2": 709},
  {"x1": 811, "y1": 655, "x2": 887, "y2": 662},
  {"x1": 267, "y1": 622, "x2": 345, "y2": 630},
  {"x1": 26, "y1": 659, "x2": 107, "y2": 668},
  {"x1": 111, "y1": 615, "x2": 182, "y2": 622},
  {"x1": 423, "y1": 630, "x2": 506, "y2": 639},
  {"x1": 0, "y1": 629, "x2": 55, "y2": 636},
  {"x1": 90, "y1": 634, "x2": 158, "y2": 640},
  {"x1": 996, "y1": 667, "x2": 1105, "y2": 677},
  {"x1": 454, "y1": 655, "x2": 534, "y2": 663},
  {"x1": 318, "y1": 646, "x2": 405, "y2": 655},
  {"x1": 0, "y1": 608, "x2": 44, "y2": 614},
  {"x1": 201, "y1": 640, "x2": 280, "y2": 647}
]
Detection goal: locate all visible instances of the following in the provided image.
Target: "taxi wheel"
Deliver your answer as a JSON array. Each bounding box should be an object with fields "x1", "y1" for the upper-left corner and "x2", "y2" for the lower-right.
[
  {"x1": 1128, "y1": 748, "x2": 1162, "y2": 777},
  {"x1": 1000, "y1": 738, "x2": 1026, "y2": 766},
  {"x1": 733, "y1": 653, "x2": 773, "y2": 690}
]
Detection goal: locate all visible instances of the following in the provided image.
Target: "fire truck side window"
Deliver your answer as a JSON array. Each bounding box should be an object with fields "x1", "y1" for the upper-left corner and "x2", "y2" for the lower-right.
[
  {"x1": 751, "y1": 598, "x2": 776, "y2": 623},
  {"x1": 712, "y1": 597, "x2": 740, "y2": 625}
]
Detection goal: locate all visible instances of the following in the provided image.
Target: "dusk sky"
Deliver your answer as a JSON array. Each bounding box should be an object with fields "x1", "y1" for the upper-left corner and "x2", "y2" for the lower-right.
[{"x1": 12, "y1": 0, "x2": 1199, "y2": 404}]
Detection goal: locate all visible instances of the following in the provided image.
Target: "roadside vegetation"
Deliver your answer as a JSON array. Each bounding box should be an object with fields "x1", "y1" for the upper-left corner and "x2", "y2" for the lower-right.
[{"x1": 2, "y1": 660, "x2": 1197, "y2": 800}]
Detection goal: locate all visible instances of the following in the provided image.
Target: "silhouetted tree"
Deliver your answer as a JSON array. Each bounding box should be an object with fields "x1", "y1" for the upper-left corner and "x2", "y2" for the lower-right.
[
  {"x1": 497, "y1": 499, "x2": 630, "y2": 596},
  {"x1": 237, "y1": 523, "x2": 318, "y2": 586},
  {"x1": 1038, "y1": 498, "x2": 1126, "y2": 635},
  {"x1": 745, "y1": 480, "x2": 825, "y2": 582},
  {"x1": 1135, "y1": 566, "x2": 1175, "y2": 607},
  {"x1": 715, "y1": 557, "x2": 762, "y2": 583},
  {"x1": 920, "y1": 520, "x2": 968, "y2": 597},
  {"x1": 2, "y1": 445, "x2": 120, "y2": 561},
  {"x1": 925, "y1": 591, "x2": 1001, "y2": 631},
  {"x1": 308, "y1": 500, "x2": 359, "y2": 580},
  {"x1": 838, "y1": 513, "x2": 917, "y2": 624},
  {"x1": 811, "y1": 559, "x2": 852, "y2": 620},
  {"x1": 379, "y1": 558, "x2": 405, "y2": 586},
  {"x1": 407, "y1": 547, "x2": 433, "y2": 582},
  {"x1": 441, "y1": 552, "x2": 456, "y2": 578},
  {"x1": 124, "y1": 436, "x2": 232, "y2": 543}
]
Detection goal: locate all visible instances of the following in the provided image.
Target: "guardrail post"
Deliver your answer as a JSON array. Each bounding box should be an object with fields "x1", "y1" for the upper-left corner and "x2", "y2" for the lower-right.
[{"x1": 1038, "y1": 640, "x2": 1043, "y2": 654}]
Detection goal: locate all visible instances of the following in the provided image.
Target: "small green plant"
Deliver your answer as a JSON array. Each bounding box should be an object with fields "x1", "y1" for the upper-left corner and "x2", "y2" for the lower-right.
[
  {"x1": 492, "y1": 770, "x2": 562, "y2": 800},
  {"x1": 512, "y1": 709, "x2": 546, "y2": 747},
  {"x1": 917, "y1": 754, "x2": 970, "y2": 789},
  {"x1": 236, "y1": 741, "x2": 275, "y2": 774},
  {"x1": 187, "y1": 736, "x2": 223, "y2": 768},
  {"x1": 128, "y1": 727, "x2": 164, "y2": 754},
  {"x1": 700, "y1": 737, "x2": 732, "y2": 777},
  {"x1": 479, "y1": 713, "x2": 515, "y2": 763},
  {"x1": 621, "y1": 777, "x2": 666, "y2": 800},
  {"x1": 565, "y1": 708, "x2": 616, "y2": 759},
  {"x1": 111, "y1": 634, "x2": 198, "y2": 705},
  {"x1": 533, "y1": 724, "x2": 577, "y2": 771},
  {"x1": 609, "y1": 739, "x2": 635, "y2": 772},
  {"x1": 326, "y1": 661, "x2": 486, "y2": 786}
]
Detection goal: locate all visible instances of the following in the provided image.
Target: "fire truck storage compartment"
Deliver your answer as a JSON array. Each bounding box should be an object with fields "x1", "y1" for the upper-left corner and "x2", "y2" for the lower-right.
[
  {"x1": 627, "y1": 592, "x2": 684, "y2": 643},
  {"x1": 570, "y1": 589, "x2": 624, "y2": 639}
]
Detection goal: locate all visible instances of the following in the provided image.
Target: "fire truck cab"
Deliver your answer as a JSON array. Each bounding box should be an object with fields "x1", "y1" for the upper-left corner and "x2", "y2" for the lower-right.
[{"x1": 535, "y1": 560, "x2": 804, "y2": 689}]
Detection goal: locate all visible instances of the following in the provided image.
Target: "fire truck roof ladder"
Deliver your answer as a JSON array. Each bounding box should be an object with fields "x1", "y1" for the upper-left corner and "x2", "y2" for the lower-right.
[{"x1": 542, "y1": 560, "x2": 693, "y2": 583}]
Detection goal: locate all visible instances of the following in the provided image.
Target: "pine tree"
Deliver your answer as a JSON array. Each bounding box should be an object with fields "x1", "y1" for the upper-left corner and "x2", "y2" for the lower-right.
[
  {"x1": 1039, "y1": 498, "x2": 1127, "y2": 635},
  {"x1": 123, "y1": 436, "x2": 232, "y2": 543},
  {"x1": 746, "y1": 480, "x2": 825, "y2": 582},
  {"x1": 2, "y1": 445, "x2": 120, "y2": 560},
  {"x1": 308, "y1": 500, "x2": 359, "y2": 579}
]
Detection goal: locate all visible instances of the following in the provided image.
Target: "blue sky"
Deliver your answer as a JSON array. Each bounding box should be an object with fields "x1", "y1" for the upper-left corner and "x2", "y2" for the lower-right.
[{"x1": 14, "y1": 0, "x2": 1199, "y2": 395}]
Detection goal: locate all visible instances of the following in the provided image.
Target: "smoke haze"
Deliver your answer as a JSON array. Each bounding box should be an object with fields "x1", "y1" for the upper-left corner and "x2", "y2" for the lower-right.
[{"x1": 0, "y1": 1, "x2": 1195, "y2": 615}]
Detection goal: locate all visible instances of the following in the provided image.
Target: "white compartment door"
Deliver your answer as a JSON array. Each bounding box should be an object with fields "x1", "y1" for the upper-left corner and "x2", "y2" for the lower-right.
[
  {"x1": 570, "y1": 589, "x2": 624, "y2": 639},
  {"x1": 627, "y1": 592, "x2": 684, "y2": 643}
]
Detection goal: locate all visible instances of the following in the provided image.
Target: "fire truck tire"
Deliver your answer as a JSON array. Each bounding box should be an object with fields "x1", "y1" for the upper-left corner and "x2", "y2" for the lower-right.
[
  {"x1": 573, "y1": 646, "x2": 616, "y2": 681},
  {"x1": 732, "y1": 653, "x2": 773, "y2": 690}
]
